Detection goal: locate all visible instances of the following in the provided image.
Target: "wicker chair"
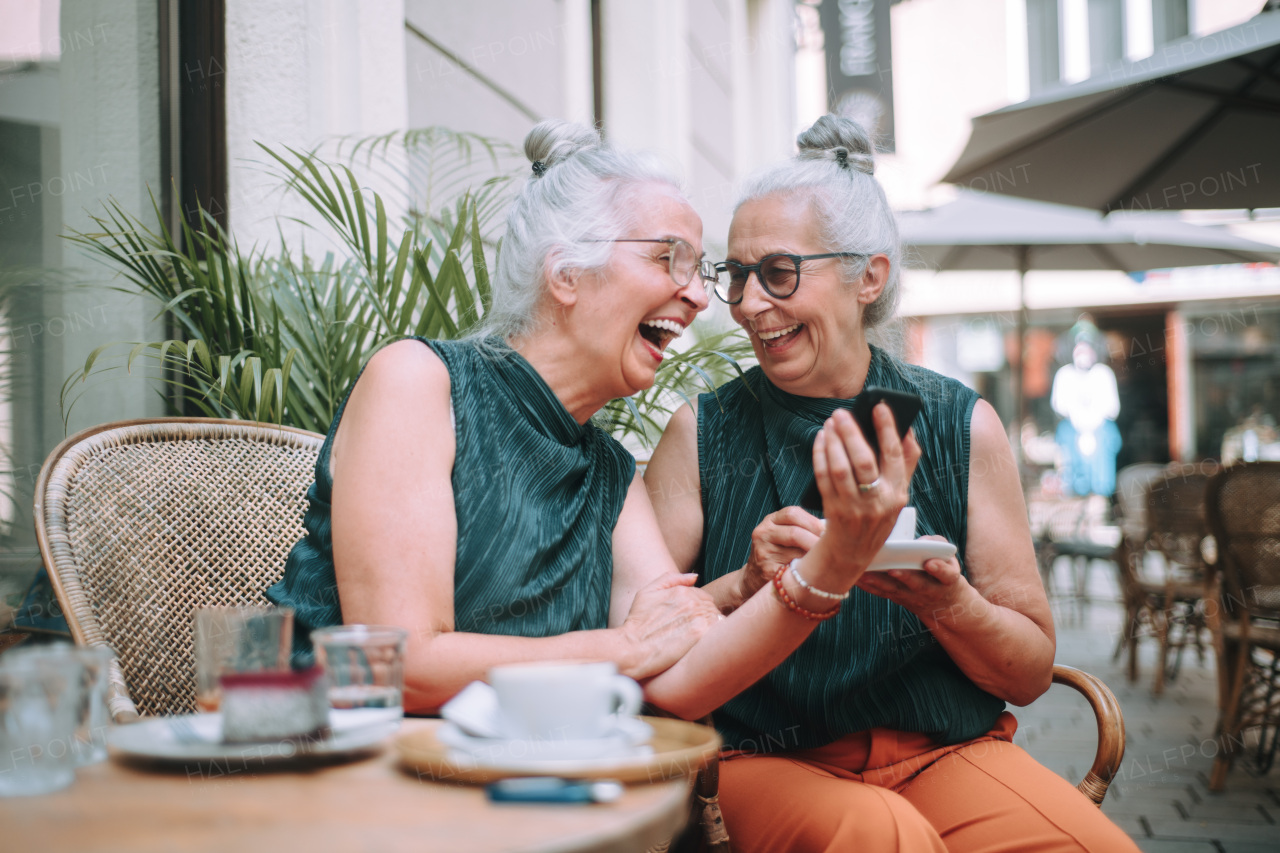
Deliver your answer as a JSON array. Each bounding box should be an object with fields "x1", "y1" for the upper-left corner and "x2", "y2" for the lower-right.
[
  {"x1": 34, "y1": 418, "x2": 324, "y2": 721},
  {"x1": 1051, "y1": 664, "x2": 1126, "y2": 806},
  {"x1": 1203, "y1": 462, "x2": 1280, "y2": 791},
  {"x1": 1111, "y1": 463, "x2": 1169, "y2": 683},
  {"x1": 1031, "y1": 496, "x2": 1115, "y2": 624},
  {"x1": 1140, "y1": 465, "x2": 1215, "y2": 695}
]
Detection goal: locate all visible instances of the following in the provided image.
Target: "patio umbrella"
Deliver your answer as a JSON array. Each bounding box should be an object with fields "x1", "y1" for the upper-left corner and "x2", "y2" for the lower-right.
[
  {"x1": 897, "y1": 190, "x2": 1280, "y2": 445},
  {"x1": 942, "y1": 10, "x2": 1280, "y2": 212}
]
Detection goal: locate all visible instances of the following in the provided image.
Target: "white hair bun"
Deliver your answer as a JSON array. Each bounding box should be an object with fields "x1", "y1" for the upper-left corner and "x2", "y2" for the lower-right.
[
  {"x1": 524, "y1": 119, "x2": 602, "y2": 176},
  {"x1": 795, "y1": 115, "x2": 876, "y2": 176}
]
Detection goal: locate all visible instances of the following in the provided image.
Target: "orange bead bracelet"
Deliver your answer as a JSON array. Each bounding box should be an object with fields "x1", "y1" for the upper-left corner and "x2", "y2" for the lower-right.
[{"x1": 771, "y1": 564, "x2": 842, "y2": 622}]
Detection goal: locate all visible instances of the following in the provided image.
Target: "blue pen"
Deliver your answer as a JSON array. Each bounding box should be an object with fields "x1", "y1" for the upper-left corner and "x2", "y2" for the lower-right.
[{"x1": 486, "y1": 777, "x2": 624, "y2": 804}]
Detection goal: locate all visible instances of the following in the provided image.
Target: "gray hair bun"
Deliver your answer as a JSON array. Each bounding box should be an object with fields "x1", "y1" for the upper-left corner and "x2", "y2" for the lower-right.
[
  {"x1": 524, "y1": 119, "x2": 603, "y2": 177},
  {"x1": 795, "y1": 115, "x2": 876, "y2": 176}
]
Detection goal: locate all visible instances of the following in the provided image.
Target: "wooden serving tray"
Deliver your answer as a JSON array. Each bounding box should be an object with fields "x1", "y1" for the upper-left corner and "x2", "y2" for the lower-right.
[{"x1": 396, "y1": 716, "x2": 720, "y2": 785}]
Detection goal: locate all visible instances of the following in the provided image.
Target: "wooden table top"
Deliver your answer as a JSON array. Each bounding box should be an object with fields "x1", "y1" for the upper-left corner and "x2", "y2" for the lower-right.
[{"x1": 1, "y1": 719, "x2": 692, "y2": 853}]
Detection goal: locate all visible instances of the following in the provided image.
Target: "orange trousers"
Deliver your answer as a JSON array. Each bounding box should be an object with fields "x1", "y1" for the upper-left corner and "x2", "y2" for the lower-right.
[{"x1": 717, "y1": 712, "x2": 1139, "y2": 853}]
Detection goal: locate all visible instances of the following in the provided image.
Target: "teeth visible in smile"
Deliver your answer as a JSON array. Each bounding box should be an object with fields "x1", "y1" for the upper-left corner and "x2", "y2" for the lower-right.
[
  {"x1": 641, "y1": 319, "x2": 686, "y2": 336},
  {"x1": 758, "y1": 323, "x2": 800, "y2": 341}
]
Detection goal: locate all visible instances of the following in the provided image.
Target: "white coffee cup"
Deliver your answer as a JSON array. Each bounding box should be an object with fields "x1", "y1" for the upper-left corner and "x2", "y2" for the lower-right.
[
  {"x1": 489, "y1": 661, "x2": 642, "y2": 741},
  {"x1": 888, "y1": 507, "x2": 917, "y2": 541}
]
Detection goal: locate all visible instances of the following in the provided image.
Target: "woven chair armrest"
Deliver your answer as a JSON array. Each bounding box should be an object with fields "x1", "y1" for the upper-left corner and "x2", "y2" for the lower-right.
[
  {"x1": 1052, "y1": 664, "x2": 1125, "y2": 805},
  {"x1": 106, "y1": 655, "x2": 140, "y2": 724}
]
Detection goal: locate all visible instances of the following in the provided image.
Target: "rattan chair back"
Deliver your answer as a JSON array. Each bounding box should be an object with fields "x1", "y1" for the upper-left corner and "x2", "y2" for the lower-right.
[
  {"x1": 34, "y1": 418, "x2": 324, "y2": 718},
  {"x1": 1145, "y1": 465, "x2": 1214, "y2": 574},
  {"x1": 1114, "y1": 463, "x2": 1168, "y2": 545},
  {"x1": 1205, "y1": 461, "x2": 1280, "y2": 620}
]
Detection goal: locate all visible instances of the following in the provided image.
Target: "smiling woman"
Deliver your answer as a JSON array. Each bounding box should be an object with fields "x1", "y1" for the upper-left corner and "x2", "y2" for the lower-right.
[
  {"x1": 265, "y1": 120, "x2": 721, "y2": 712},
  {"x1": 645, "y1": 114, "x2": 1141, "y2": 853}
]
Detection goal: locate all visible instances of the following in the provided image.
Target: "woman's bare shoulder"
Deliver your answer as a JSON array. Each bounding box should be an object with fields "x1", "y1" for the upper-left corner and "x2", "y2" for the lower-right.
[{"x1": 332, "y1": 339, "x2": 453, "y2": 474}]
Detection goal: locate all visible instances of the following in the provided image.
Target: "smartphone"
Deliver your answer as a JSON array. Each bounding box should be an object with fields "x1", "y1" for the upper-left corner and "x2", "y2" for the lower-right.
[{"x1": 799, "y1": 387, "x2": 922, "y2": 512}]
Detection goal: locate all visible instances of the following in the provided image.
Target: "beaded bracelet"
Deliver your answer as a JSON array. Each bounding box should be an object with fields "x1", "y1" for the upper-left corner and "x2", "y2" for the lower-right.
[
  {"x1": 788, "y1": 559, "x2": 850, "y2": 601},
  {"x1": 771, "y1": 564, "x2": 842, "y2": 622}
]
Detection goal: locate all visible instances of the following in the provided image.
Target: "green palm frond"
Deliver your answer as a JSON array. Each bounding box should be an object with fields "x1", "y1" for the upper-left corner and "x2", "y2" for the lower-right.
[{"x1": 61, "y1": 129, "x2": 749, "y2": 448}]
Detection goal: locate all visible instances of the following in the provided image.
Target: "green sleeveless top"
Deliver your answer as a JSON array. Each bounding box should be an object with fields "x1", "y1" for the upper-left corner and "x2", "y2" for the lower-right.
[
  {"x1": 267, "y1": 337, "x2": 636, "y2": 662},
  {"x1": 697, "y1": 346, "x2": 1005, "y2": 750}
]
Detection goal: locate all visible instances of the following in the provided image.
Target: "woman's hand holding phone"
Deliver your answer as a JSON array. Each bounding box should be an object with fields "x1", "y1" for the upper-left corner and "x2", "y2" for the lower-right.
[
  {"x1": 800, "y1": 388, "x2": 922, "y2": 512},
  {"x1": 799, "y1": 404, "x2": 922, "y2": 592}
]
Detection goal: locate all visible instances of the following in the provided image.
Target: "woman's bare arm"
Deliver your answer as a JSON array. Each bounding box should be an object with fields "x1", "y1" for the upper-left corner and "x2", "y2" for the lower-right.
[
  {"x1": 638, "y1": 405, "x2": 919, "y2": 719},
  {"x1": 645, "y1": 404, "x2": 823, "y2": 615},
  {"x1": 856, "y1": 400, "x2": 1055, "y2": 705}
]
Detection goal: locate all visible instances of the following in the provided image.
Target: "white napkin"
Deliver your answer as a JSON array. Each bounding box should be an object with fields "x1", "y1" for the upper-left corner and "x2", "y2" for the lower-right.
[{"x1": 441, "y1": 681, "x2": 504, "y2": 739}]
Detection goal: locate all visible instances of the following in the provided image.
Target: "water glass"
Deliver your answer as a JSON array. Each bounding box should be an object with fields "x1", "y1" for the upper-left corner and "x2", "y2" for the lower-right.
[
  {"x1": 0, "y1": 653, "x2": 84, "y2": 796},
  {"x1": 193, "y1": 606, "x2": 293, "y2": 712},
  {"x1": 5, "y1": 644, "x2": 115, "y2": 766},
  {"x1": 310, "y1": 625, "x2": 407, "y2": 718}
]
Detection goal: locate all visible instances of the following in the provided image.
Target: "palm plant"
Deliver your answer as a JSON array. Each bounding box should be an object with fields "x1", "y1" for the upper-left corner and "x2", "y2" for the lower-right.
[{"x1": 62, "y1": 128, "x2": 751, "y2": 447}]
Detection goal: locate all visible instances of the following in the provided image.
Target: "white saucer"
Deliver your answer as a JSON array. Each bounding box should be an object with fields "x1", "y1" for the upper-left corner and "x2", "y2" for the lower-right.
[
  {"x1": 866, "y1": 539, "x2": 958, "y2": 571},
  {"x1": 107, "y1": 708, "x2": 401, "y2": 764},
  {"x1": 437, "y1": 717, "x2": 653, "y2": 765}
]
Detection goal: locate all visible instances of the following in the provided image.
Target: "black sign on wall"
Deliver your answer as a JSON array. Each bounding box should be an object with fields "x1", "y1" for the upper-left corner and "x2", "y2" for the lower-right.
[{"x1": 819, "y1": 0, "x2": 895, "y2": 152}]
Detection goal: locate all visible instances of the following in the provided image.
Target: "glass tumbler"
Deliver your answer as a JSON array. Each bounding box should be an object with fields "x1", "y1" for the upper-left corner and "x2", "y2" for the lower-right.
[
  {"x1": 0, "y1": 652, "x2": 85, "y2": 796},
  {"x1": 310, "y1": 625, "x2": 407, "y2": 723},
  {"x1": 193, "y1": 606, "x2": 293, "y2": 712},
  {"x1": 5, "y1": 644, "x2": 115, "y2": 766}
]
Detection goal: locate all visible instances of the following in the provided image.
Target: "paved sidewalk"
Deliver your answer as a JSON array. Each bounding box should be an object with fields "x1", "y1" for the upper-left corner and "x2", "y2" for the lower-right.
[{"x1": 1018, "y1": 567, "x2": 1278, "y2": 853}]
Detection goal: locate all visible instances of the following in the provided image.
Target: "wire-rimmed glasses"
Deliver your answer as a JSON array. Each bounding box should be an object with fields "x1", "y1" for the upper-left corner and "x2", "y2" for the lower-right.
[
  {"x1": 712, "y1": 252, "x2": 867, "y2": 304},
  {"x1": 588, "y1": 238, "x2": 716, "y2": 293}
]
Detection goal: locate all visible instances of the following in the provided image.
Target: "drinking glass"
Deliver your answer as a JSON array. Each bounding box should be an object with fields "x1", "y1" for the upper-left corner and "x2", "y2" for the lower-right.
[
  {"x1": 0, "y1": 652, "x2": 84, "y2": 796},
  {"x1": 193, "y1": 606, "x2": 293, "y2": 712},
  {"x1": 6, "y1": 644, "x2": 115, "y2": 766},
  {"x1": 310, "y1": 625, "x2": 407, "y2": 719}
]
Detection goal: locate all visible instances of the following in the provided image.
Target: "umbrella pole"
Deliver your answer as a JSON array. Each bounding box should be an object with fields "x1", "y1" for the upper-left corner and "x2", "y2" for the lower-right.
[{"x1": 1014, "y1": 246, "x2": 1029, "y2": 473}]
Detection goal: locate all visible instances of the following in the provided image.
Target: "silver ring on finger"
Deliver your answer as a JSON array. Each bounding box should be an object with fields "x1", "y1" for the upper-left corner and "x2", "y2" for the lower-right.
[{"x1": 858, "y1": 476, "x2": 882, "y2": 494}]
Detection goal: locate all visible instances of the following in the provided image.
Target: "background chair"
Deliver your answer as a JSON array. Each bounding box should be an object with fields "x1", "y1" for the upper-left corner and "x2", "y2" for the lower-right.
[
  {"x1": 1135, "y1": 465, "x2": 1215, "y2": 695},
  {"x1": 1031, "y1": 495, "x2": 1116, "y2": 624},
  {"x1": 34, "y1": 418, "x2": 324, "y2": 720},
  {"x1": 1203, "y1": 462, "x2": 1280, "y2": 791},
  {"x1": 1111, "y1": 463, "x2": 1170, "y2": 683}
]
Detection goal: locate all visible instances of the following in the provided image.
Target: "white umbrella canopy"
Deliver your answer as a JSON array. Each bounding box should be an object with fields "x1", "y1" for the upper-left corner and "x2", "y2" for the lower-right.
[
  {"x1": 943, "y1": 10, "x2": 1280, "y2": 212},
  {"x1": 899, "y1": 191, "x2": 1280, "y2": 273},
  {"x1": 897, "y1": 190, "x2": 1280, "y2": 448}
]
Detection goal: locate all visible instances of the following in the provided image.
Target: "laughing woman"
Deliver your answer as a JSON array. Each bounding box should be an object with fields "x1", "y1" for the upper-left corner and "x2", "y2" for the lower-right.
[
  {"x1": 645, "y1": 115, "x2": 1140, "y2": 852},
  {"x1": 267, "y1": 120, "x2": 918, "y2": 718}
]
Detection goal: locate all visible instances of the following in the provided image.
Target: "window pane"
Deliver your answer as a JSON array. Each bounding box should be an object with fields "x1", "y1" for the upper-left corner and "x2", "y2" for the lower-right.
[
  {"x1": 0, "y1": 0, "x2": 166, "y2": 606},
  {"x1": 1152, "y1": 0, "x2": 1190, "y2": 47},
  {"x1": 1026, "y1": 0, "x2": 1062, "y2": 95},
  {"x1": 1088, "y1": 0, "x2": 1125, "y2": 74}
]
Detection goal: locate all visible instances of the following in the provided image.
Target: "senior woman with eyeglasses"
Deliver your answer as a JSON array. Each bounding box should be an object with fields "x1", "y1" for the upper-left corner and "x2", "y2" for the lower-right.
[
  {"x1": 645, "y1": 115, "x2": 1139, "y2": 852},
  {"x1": 267, "y1": 119, "x2": 917, "y2": 719}
]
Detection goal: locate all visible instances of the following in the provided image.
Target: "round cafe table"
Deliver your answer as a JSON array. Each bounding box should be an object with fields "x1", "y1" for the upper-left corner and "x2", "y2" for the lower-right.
[{"x1": 0, "y1": 719, "x2": 694, "y2": 853}]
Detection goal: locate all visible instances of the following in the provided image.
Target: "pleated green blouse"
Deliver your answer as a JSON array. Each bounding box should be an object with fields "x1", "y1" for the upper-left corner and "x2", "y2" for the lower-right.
[
  {"x1": 696, "y1": 346, "x2": 1006, "y2": 750},
  {"x1": 267, "y1": 337, "x2": 636, "y2": 662}
]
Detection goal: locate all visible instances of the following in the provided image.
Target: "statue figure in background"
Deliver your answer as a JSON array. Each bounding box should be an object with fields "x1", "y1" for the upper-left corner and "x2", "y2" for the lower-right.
[{"x1": 1050, "y1": 323, "x2": 1121, "y2": 497}]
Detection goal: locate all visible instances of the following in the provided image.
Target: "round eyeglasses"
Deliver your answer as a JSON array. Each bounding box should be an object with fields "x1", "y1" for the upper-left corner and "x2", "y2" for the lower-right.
[
  {"x1": 712, "y1": 252, "x2": 867, "y2": 304},
  {"x1": 588, "y1": 238, "x2": 716, "y2": 293}
]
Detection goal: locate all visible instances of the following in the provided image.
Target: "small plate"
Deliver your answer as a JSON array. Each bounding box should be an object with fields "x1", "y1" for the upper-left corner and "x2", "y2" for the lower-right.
[
  {"x1": 437, "y1": 717, "x2": 653, "y2": 763},
  {"x1": 107, "y1": 708, "x2": 401, "y2": 765},
  {"x1": 866, "y1": 539, "x2": 957, "y2": 571},
  {"x1": 398, "y1": 716, "x2": 720, "y2": 784}
]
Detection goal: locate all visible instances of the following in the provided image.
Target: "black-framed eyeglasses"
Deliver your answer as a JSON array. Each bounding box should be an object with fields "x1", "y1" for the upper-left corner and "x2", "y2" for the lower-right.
[
  {"x1": 587, "y1": 238, "x2": 716, "y2": 293},
  {"x1": 712, "y1": 252, "x2": 867, "y2": 304}
]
